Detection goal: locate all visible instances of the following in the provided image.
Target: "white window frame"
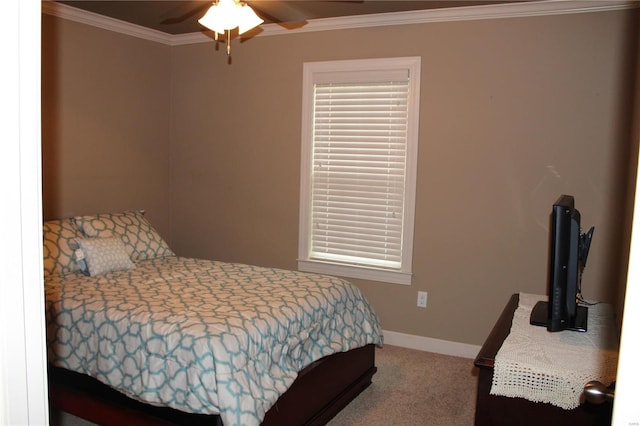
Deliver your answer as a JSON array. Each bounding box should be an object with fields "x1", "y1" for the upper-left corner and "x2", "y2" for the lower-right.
[{"x1": 298, "y1": 57, "x2": 421, "y2": 285}]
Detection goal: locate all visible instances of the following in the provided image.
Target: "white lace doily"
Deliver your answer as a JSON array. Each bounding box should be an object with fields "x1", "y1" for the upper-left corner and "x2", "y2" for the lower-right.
[{"x1": 490, "y1": 293, "x2": 619, "y2": 409}]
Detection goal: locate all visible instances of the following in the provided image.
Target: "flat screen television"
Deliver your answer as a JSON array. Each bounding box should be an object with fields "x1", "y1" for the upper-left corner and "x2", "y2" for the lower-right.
[{"x1": 530, "y1": 195, "x2": 594, "y2": 332}]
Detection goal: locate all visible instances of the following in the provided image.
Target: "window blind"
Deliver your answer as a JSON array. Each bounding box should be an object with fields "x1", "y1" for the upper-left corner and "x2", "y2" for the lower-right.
[{"x1": 309, "y1": 80, "x2": 410, "y2": 269}]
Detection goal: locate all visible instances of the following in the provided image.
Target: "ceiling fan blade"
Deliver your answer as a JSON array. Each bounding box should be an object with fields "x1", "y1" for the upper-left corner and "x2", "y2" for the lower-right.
[
  {"x1": 160, "y1": 1, "x2": 211, "y2": 25},
  {"x1": 247, "y1": 0, "x2": 309, "y2": 24}
]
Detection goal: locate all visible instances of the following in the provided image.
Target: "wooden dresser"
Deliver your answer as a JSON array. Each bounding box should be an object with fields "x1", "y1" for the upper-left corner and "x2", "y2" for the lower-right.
[{"x1": 473, "y1": 294, "x2": 613, "y2": 426}]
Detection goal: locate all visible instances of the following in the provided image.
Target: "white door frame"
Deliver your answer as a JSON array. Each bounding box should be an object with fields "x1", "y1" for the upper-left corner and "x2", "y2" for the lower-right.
[{"x1": 0, "y1": 0, "x2": 49, "y2": 424}]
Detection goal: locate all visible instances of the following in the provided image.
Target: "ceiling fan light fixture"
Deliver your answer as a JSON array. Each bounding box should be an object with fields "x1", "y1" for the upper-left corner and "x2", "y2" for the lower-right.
[
  {"x1": 237, "y1": 3, "x2": 264, "y2": 35},
  {"x1": 198, "y1": 0, "x2": 264, "y2": 36}
]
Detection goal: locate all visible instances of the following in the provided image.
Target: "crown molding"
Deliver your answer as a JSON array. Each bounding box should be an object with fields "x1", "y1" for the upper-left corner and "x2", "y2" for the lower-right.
[
  {"x1": 42, "y1": 0, "x2": 638, "y2": 46},
  {"x1": 259, "y1": 0, "x2": 638, "y2": 35},
  {"x1": 41, "y1": 0, "x2": 174, "y2": 44}
]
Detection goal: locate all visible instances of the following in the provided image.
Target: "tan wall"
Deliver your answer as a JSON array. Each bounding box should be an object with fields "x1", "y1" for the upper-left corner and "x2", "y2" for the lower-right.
[
  {"x1": 41, "y1": 14, "x2": 172, "y2": 237},
  {"x1": 169, "y1": 10, "x2": 638, "y2": 345},
  {"x1": 42, "y1": 7, "x2": 639, "y2": 346}
]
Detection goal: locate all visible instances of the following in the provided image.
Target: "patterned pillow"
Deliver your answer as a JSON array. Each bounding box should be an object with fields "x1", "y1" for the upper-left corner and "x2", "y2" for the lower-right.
[
  {"x1": 73, "y1": 210, "x2": 174, "y2": 262},
  {"x1": 43, "y1": 218, "x2": 84, "y2": 277},
  {"x1": 76, "y1": 237, "x2": 136, "y2": 276}
]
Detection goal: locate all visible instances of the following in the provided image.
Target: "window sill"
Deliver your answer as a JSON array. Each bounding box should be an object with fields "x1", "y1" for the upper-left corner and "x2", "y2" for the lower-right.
[{"x1": 297, "y1": 259, "x2": 412, "y2": 285}]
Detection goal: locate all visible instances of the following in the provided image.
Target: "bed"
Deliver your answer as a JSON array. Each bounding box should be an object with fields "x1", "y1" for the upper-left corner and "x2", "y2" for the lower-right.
[{"x1": 43, "y1": 210, "x2": 383, "y2": 426}]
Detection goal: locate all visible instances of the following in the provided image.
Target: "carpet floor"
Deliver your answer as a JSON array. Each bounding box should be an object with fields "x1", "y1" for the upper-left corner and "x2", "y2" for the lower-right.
[{"x1": 328, "y1": 345, "x2": 478, "y2": 425}]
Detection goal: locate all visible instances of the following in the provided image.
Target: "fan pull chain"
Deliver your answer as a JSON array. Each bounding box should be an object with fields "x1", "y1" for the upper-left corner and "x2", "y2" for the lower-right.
[{"x1": 226, "y1": 29, "x2": 231, "y2": 56}]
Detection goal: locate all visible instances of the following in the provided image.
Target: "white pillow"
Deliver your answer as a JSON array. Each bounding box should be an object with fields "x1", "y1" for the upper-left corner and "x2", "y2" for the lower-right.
[
  {"x1": 73, "y1": 210, "x2": 174, "y2": 261},
  {"x1": 76, "y1": 237, "x2": 136, "y2": 276}
]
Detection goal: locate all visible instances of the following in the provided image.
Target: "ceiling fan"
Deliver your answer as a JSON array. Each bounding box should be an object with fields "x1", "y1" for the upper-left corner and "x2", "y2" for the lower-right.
[
  {"x1": 160, "y1": 0, "x2": 363, "y2": 27},
  {"x1": 161, "y1": 0, "x2": 364, "y2": 57}
]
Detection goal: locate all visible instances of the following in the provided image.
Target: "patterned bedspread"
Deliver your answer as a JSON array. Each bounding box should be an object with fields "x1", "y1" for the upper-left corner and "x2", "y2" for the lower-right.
[{"x1": 44, "y1": 257, "x2": 383, "y2": 426}]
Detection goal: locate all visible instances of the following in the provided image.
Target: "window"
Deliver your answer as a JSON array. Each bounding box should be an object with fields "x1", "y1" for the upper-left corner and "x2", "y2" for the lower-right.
[{"x1": 298, "y1": 57, "x2": 421, "y2": 285}]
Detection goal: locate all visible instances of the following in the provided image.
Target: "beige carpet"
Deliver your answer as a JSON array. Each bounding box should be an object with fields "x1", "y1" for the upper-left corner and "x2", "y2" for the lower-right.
[
  {"x1": 328, "y1": 345, "x2": 478, "y2": 425},
  {"x1": 57, "y1": 345, "x2": 479, "y2": 425}
]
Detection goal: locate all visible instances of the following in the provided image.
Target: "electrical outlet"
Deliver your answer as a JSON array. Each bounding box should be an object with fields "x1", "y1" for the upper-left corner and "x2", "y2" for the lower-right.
[{"x1": 417, "y1": 291, "x2": 427, "y2": 308}]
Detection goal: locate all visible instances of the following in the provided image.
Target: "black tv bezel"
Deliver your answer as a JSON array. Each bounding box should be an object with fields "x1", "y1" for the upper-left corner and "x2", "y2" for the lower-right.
[{"x1": 530, "y1": 195, "x2": 589, "y2": 332}]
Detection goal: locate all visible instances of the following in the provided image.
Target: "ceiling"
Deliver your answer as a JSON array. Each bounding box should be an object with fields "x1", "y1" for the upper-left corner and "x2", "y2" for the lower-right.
[{"x1": 56, "y1": 1, "x2": 520, "y2": 35}]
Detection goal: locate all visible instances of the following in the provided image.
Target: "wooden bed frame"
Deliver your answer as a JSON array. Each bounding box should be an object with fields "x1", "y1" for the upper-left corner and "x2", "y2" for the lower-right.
[{"x1": 49, "y1": 343, "x2": 377, "y2": 426}]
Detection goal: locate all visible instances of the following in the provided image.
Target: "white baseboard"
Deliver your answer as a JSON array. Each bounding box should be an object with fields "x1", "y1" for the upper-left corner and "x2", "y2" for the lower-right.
[{"x1": 382, "y1": 329, "x2": 481, "y2": 359}]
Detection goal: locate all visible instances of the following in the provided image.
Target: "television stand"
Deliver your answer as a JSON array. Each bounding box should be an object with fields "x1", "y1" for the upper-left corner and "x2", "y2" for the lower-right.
[
  {"x1": 529, "y1": 301, "x2": 588, "y2": 332},
  {"x1": 474, "y1": 294, "x2": 614, "y2": 426}
]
